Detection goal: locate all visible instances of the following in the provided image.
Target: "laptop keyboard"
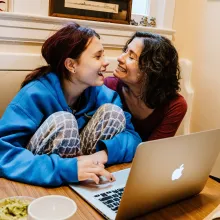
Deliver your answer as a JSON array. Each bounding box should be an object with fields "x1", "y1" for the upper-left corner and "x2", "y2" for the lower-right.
[{"x1": 94, "y1": 187, "x2": 125, "y2": 213}]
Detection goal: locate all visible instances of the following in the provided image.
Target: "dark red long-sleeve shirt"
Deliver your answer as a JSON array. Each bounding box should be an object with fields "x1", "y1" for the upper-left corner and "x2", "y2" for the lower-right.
[{"x1": 104, "y1": 77, "x2": 187, "y2": 141}]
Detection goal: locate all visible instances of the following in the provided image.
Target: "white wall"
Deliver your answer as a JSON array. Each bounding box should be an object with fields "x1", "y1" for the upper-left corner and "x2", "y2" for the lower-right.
[{"x1": 173, "y1": 0, "x2": 220, "y2": 132}]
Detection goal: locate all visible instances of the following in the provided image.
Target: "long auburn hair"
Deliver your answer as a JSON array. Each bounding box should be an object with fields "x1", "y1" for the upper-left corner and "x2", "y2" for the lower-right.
[
  {"x1": 124, "y1": 32, "x2": 181, "y2": 109},
  {"x1": 21, "y1": 23, "x2": 100, "y2": 88}
]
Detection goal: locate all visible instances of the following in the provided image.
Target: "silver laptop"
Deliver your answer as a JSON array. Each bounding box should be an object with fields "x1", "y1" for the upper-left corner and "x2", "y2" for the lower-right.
[{"x1": 69, "y1": 129, "x2": 220, "y2": 220}]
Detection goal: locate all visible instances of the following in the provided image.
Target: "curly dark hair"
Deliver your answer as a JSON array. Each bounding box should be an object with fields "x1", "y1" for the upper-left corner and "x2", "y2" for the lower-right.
[{"x1": 124, "y1": 32, "x2": 181, "y2": 109}]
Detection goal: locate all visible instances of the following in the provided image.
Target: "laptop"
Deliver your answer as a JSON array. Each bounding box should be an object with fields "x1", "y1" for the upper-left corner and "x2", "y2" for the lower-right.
[{"x1": 69, "y1": 129, "x2": 220, "y2": 220}]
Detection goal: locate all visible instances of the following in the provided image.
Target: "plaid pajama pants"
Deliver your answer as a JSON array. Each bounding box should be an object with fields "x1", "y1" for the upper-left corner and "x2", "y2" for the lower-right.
[{"x1": 27, "y1": 104, "x2": 126, "y2": 158}]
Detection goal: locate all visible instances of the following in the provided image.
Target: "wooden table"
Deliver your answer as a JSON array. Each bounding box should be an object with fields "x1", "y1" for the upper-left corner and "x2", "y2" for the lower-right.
[{"x1": 1, "y1": 163, "x2": 220, "y2": 220}]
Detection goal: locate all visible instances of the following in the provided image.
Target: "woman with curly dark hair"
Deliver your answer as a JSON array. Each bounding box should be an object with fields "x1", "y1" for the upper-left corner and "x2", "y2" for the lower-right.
[{"x1": 105, "y1": 31, "x2": 187, "y2": 141}]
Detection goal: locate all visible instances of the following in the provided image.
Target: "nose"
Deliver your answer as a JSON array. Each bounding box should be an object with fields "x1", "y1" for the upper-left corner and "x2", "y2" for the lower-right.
[
  {"x1": 103, "y1": 57, "x2": 110, "y2": 67},
  {"x1": 117, "y1": 52, "x2": 126, "y2": 64},
  {"x1": 101, "y1": 57, "x2": 109, "y2": 71}
]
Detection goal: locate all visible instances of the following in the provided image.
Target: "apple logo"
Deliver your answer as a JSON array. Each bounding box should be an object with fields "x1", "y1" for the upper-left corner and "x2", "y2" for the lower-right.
[{"x1": 172, "y1": 164, "x2": 184, "y2": 181}]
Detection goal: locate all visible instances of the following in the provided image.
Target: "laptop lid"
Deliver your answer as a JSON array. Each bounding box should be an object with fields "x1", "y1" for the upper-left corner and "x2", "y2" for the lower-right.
[{"x1": 116, "y1": 129, "x2": 220, "y2": 219}]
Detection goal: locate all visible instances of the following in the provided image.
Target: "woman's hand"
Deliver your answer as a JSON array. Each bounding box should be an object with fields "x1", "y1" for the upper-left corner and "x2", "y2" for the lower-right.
[
  {"x1": 77, "y1": 159, "x2": 115, "y2": 184},
  {"x1": 122, "y1": 86, "x2": 154, "y2": 120},
  {"x1": 77, "y1": 150, "x2": 108, "y2": 165}
]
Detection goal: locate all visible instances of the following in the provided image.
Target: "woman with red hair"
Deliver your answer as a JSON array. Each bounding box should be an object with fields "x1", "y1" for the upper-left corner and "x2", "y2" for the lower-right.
[{"x1": 0, "y1": 23, "x2": 141, "y2": 186}]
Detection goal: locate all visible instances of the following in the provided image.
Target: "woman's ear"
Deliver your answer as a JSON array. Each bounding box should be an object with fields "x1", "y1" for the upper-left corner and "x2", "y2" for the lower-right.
[{"x1": 64, "y1": 58, "x2": 76, "y2": 73}]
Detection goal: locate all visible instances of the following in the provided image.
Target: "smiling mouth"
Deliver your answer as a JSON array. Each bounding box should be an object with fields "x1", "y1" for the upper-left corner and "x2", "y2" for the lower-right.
[
  {"x1": 98, "y1": 72, "x2": 103, "y2": 76},
  {"x1": 116, "y1": 65, "x2": 126, "y2": 72}
]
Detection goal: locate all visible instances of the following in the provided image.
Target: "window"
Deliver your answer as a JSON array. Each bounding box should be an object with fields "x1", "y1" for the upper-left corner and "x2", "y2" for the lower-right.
[
  {"x1": 131, "y1": 0, "x2": 176, "y2": 29},
  {"x1": 132, "y1": 0, "x2": 149, "y2": 16}
]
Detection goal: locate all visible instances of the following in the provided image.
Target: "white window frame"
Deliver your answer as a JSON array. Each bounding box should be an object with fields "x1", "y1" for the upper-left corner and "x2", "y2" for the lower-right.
[{"x1": 148, "y1": 0, "x2": 176, "y2": 29}]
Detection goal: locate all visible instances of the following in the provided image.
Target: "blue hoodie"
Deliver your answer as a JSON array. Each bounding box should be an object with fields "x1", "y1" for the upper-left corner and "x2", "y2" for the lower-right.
[{"x1": 0, "y1": 73, "x2": 141, "y2": 186}]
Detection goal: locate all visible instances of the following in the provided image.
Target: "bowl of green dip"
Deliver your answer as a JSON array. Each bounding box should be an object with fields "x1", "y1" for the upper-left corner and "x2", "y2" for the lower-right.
[{"x1": 0, "y1": 196, "x2": 35, "y2": 220}]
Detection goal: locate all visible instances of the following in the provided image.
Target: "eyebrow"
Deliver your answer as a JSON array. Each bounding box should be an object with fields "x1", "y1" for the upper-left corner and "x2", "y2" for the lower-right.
[
  {"x1": 126, "y1": 45, "x2": 138, "y2": 56},
  {"x1": 94, "y1": 49, "x2": 104, "y2": 55}
]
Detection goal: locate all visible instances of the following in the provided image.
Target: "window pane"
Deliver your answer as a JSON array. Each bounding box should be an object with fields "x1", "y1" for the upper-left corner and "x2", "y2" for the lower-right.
[{"x1": 132, "y1": 0, "x2": 149, "y2": 15}]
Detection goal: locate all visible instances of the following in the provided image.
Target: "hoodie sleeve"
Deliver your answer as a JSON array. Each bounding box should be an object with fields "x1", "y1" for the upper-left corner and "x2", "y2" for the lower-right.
[
  {"x1": 0, "y1": 104, "x2": 78, "y2": 186},
  {"x1": 95, "y1": 86, "x2": 141, "y2": 164}
]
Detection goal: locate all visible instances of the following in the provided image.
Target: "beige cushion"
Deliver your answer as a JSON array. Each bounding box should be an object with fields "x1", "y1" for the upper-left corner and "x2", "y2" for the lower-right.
[{"x1": 0, "y1": 71, "x2": 29, "y2": 117}]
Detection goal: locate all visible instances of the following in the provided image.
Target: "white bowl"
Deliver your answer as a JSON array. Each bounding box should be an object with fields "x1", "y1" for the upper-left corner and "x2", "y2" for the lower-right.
[{"x1": 28, "y1": 195, "x2": 77, "y2": 220}]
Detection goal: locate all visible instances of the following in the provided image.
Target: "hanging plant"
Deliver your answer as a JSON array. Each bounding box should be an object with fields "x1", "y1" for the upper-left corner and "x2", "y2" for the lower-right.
[{"x1": 0, "y1": 1, "x2": 6, "y2": 12}]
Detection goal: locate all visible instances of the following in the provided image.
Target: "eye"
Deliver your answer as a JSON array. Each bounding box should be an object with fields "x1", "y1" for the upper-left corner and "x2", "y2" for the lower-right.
[
  {"x1": 95, "y1": 55, "x2": 101, "y2": 60},
  {"x1": 129, "y1": 52, "x2": 136, "y2": 60}
]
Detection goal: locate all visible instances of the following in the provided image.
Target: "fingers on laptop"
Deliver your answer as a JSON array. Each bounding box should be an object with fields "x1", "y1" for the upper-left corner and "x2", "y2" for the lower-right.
[
  {"x1": 87, "y1": 166, "x2": 115, "y2": 184},
  {"x1": 91, "y1": 166, "x2": 116, "y2": 184},
  {"x1": 77, "y1": 160, "x2": 115, "y2": 184}
]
